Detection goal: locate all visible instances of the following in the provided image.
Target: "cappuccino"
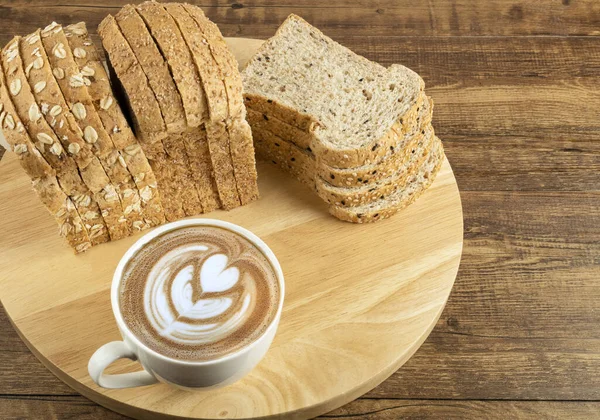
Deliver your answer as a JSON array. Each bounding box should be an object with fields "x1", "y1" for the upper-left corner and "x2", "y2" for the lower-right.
[{"x1": 119, "y1": 226, "x2": 280, "y2": 362}]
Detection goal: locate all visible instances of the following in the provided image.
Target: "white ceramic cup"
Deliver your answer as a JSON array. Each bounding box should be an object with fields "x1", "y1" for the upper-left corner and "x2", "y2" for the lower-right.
[{"x1": 88, "y1": 219, "x2": 285, "y2": 390}]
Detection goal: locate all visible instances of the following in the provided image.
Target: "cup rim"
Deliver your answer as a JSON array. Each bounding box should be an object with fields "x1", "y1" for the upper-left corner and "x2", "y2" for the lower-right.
[{"x1": 111, "y1": 218, "x2": 285, "y2": 367}]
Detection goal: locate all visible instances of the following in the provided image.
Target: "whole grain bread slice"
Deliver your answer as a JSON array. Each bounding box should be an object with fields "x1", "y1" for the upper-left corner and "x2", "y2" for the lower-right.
[
  {"x1": 183, "y1": 3, "x2": 244, "y2": 120},
  {"x1": 0, "y1": 60, "x2": 92, "y2": 252},
  {"x1": 136, "y1": 1, "x2": 207, "y2": 127},
  {"x1": 227, "y1": 112, "x2": 259, "y2": 205},
  {"x1": 242, "y1": 14, "x2": 425, "y2": 169},
  {"x1": 164, "y1": 2, "x2": 227, "y2": 123},
  {"x1": 2, "y1": 37, "x2": 109, "y2": 244},
  {"x1": 64, "y1": 22, "x2": 165, "y2": 229},
  {"x1": 206, "y1": 120, "x2": 241, "y2": 209},
  {"x1": 114, "y1": 5, "x2": 186, "y2": 134},
  {"x1": 40, "y1": 23, "x2": 140, "y2": 238},
  {"x1": 247, "y1": 95, "x2": 433, "y2": 188},
  {"x1": 98, "y1": 14, "x2": 185, "y2": 221},
  {"x1": 328, "y1": 137, "x2": 445, "y2": 223},
  {"x1": 315, "y1": 125, "x2": 436, "y2": 206},
  {"x1": 180, "y1": 126, "x2": 221, "y2": 212},
  {"x1": 98, "y1": 15, "x2": 167, "y2": 141}
]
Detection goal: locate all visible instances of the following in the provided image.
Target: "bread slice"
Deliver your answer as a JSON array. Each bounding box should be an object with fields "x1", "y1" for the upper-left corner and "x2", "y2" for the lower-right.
[
  {"x1": 164, "y1": 2, "x2": 227, "y2": 123},
  {"x1": 242, "y1": 15, "x2": 425, "y2": 169},
  {"x1": 183, "y1": 3, "x2": 244, "y2": 120},
  {"x1": 180, "y1": 126, "x2": 221, "y2": 212},
  {"x1": 315, "y1": 125, "x2": 436, "y2": 206},
  {"x1": 329, "y1": 137, "x2": 445, "y2": 223},
  {"x1": 98, "y1": 14, "x2": 185, "y2": 221},
  {"x1": 0, "y1": 60, "x2": 92, "y2": 252},
  {"x1": 253, "y1": 126, "x2": 316, "y2": 189},
  {"x1": 114, "y1": 5, "x2": 186, "y2": 134},
  {"x1": 136, "y1": 1, "x2": 207, "y2": 128},
  {"x1": 172, "y1": 3, "x2": 257, "y2": 206},
  {"x1": 40, "y1": 23, "x2": 140, "y2": 239},
  {"x1": 248, "y1": 95, "x2": 433, "y2": 189},
  {"x1": 98, "y1": 15, "x2": 167, "y2": 141},
  {"x1": 227, "y1": 112, "x2": 259, "y2": 205},
  {"x1": 63, "y1": 22, "x2": 165, "y2": 229},
  {"x1": 163, "y1": 3, "x2": 256, "y2": 206},
  {"x1": 206, "y1": 120, "x2": 241, "y2": 209},
  {"x1": 1, "y1": 37, "x2": 110, "y2": 244}
]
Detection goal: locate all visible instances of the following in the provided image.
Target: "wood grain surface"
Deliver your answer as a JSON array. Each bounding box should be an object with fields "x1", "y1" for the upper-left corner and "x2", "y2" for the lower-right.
[
  {"x1": 1, "y1": 0, "x2": 599, "y2": 419},
  {"x1": 0, "y1": 149, "x2": 461, "y2": 419}
]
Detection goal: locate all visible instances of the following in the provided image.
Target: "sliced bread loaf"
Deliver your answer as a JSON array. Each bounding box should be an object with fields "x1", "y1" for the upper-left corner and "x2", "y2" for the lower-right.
[
  {"x1": 1, "y1": 37, "x2": 111, "y2": 244},
  {"x1": 242, "y1": 14, "x2": 425, "y2": 169},
  {"x1": 64, "y1": 22, "x2": 165, "y2": 229},
  {"x1": 114, "y1": 5, "x2": 186, "y2": 134},
  {"x1": 136, "y1": 1, "x2": 207, "y2": 128},
  {"x1": 40, "y1": 23, "x2": 142, "y2": 239}
]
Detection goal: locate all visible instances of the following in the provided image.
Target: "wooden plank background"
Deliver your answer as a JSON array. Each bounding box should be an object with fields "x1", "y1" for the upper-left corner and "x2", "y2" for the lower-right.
[{"x1": 1, "y1": 0, "x2": 599, "y2": 418}]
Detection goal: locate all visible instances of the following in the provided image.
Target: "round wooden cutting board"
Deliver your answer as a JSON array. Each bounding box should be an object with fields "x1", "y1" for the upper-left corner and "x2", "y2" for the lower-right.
[{"x1": 0, "y1": 38, "x2": 463, "y2": 420}]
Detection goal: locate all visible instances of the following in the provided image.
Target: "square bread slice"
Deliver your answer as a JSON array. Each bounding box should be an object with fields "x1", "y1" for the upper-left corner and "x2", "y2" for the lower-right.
[{"x1": 242, "y1": 14, "x2": 425, "y2": 169}]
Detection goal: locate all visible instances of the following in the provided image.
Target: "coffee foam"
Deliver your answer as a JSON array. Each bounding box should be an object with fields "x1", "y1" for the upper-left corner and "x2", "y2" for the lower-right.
[{"x1": 119, "y1": 226, "x2": 280, "y2": 362}]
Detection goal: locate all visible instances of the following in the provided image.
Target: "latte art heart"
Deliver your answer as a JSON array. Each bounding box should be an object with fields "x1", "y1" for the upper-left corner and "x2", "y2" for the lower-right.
[
  {"x1": 145, "y1": 249, "x2": 255, "y2": 345},
  {"x1": 119, "y1": 226, "x2": 280, "y2": 361}
]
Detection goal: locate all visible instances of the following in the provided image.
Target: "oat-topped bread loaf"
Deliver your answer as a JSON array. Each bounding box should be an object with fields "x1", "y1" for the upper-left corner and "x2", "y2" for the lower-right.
[
  {"x1": 99, "y1": 1, "x2": 259, "y2": 219},
  {"x1": 0, "y1": 22, "x2": 165, "y2": 252},
  {"x1": 242, "y1": 14, "x2": 445, "y2": 223}
]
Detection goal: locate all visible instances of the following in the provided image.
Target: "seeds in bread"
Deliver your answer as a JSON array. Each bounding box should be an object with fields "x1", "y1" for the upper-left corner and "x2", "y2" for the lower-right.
[
  {"x1": 315, "y1": 125, "x2": 436, "y2": 206},
  {"x1": 2, "y1": 36, "x2": 108, "y2": 244},
  {"x1": 98, "y1": 15, "x2": 167, "y2": 140},
  {"x1": 248, "y1": 95, "x2": 433, "y2": 189},
  {"x1": 136, "y1": 1, "x2": 207, "y2": 127},
  {"x1": 164, "y1": 2, "x2": 227, "y2": 123},
  {"x1": 183, "y1": 3, "x2": 244, "y2": 120},
  {"x1": 21, "y1": 26, "x2": 123, "y2": 239},
  {"x1": 21, "y1": 30, "x2": 95, "y2": 170},
  {"x1": 242, "y1": 14, "x2": 425, "y2": 168},
  {"x1": 328, "y1": 137, "x2": 445, "y2": 223},
  {"x1": 32, "y1": 177, "x2": 92, "y2": 253},
  {"x1": 0, "y1": 66, "x2": 54, "y2": 179},
  {"x1": 114, "y1": 5, "x2": 186, "y2": 134},
  {"x1": 180, "y1": 126, "x2": 221, "y2": 213},
  {"x1": 252, "y1": 126, "x2": 316, "y2": 189},
  {"x1": 64, "y1": 21, "x2": 165, "y2": 230},
  {"x1": 41, "y1": 24, "x2": 140, "y2": 238},
  {"x1": 0, "y1": 56, "x2": 91, "y2": 252}
]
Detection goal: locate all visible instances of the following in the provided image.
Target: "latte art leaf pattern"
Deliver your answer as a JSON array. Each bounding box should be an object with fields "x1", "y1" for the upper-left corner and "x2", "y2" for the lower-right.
[
  {"x1": 120, "y1": 226, "x2": 280, "y2": 361},
  {"x1": 145, "y1": 246, "x2": 256, "y2": 346}
]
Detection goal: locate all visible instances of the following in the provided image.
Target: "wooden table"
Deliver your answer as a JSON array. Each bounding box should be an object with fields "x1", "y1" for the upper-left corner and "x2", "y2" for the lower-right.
[{"x1": 1, "y1": 1, "x2": 599, "y2": 418}]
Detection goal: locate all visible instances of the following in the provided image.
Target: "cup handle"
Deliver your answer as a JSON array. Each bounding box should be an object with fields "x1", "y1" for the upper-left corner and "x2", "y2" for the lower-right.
[{"x1": 88, "y1": 341, "x2": 158, "y2": 389}]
